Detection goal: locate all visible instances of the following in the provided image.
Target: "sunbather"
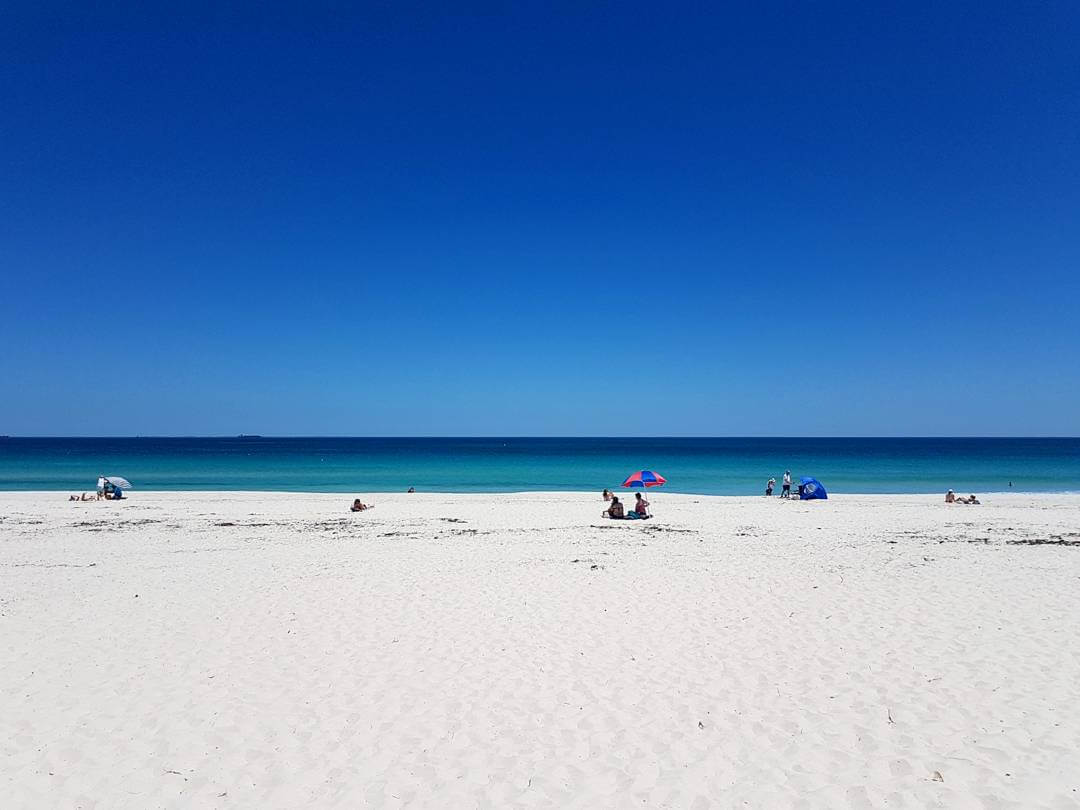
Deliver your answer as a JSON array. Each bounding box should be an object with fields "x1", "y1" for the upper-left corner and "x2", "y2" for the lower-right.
[
  {"x1": 602, "y1": 496, "x2": 625, "y2": 519},
  {"x1": 631, "y1": 492, "x2": 650, "y2": 518},
  {"x1": 350, "y1": 499, "x2": 373, "y2": 512}
]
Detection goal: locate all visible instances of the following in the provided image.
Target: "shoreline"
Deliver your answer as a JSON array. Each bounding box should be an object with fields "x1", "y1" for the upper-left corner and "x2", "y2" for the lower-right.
[
  {"x1": 7, "y1": 488, "x2": 1079, "y2": 499},
  {"x1": 4, "y1": 437, "x2": 1077, "y2": 498}
]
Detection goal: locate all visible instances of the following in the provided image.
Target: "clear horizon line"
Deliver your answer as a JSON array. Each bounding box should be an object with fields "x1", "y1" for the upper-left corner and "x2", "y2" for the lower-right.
[{"x1": 3, "y1": 435, "x2": 1079, "y2": 440}]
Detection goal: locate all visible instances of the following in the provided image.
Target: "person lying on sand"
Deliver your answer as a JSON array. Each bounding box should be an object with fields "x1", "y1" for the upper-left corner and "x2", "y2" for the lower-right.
[
  {"x1": 350, "y1": 499, "x2": 374, "y2": 512},
  {"x1": 602, "y1": 496, "x2": 625, "y2": 519},
  {"x1": 949, "y1": 493, "x2": 981, "y2": 504}
]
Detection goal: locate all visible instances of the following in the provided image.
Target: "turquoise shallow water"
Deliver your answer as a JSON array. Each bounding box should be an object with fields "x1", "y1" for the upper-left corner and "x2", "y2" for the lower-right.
[{"x1": 0, "y1": 437, "x2": 1077, "y2": 494}]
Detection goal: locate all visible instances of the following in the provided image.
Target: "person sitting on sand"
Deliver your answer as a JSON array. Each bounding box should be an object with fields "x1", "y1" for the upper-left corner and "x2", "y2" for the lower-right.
[
  {"x1": 407, "y1": 487, "x2": 415, "y2": 493},
  {"x1": 603, "y1": 496, "x2": 625, "y2": 519},
  {"x1": 632, "y1": 492, "x2": 650, "y2": 518},
  {"x1": 69, "y1": 494, "x2": 79, "y2": 501},
  {"x1": 350, "y1": 499, "x2": 373, "y2": 512},
  {"x1": 602, "y1": 488, "x2": 613, "y2": 501},
  {"x1": 945, "y1": 489, "x2": 956, "y2": 503}
]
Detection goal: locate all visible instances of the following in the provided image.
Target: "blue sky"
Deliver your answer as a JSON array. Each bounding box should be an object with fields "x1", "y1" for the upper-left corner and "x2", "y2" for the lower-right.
[{"x1": 2, "y1": 2, "x2": 1078, "y2": 436}]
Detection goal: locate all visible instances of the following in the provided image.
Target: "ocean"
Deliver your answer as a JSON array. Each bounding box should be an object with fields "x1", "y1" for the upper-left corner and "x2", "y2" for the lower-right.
[{"x1": 0, "y1": 437, "x2": 1077, "y2": 494}]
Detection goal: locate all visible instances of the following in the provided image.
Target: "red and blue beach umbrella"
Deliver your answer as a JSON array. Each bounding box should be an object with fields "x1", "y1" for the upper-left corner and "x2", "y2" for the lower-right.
[{"x1": 621, "y1": 470, "x2": 667, "y2": 488}]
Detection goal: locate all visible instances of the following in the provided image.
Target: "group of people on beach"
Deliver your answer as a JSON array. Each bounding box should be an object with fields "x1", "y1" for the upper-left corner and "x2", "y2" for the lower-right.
[
  {"x1": 68, "y1": 476, "x2": 125, "y2": 501},
  {"x1": 601, "y1": 489, "x2": 651, "y2": 519},
  {"x1": 945, "y1": 490, "x2": 980, "y2": 505},
  {"x1": 765, "y1": 470, "x2": 794, "y2": 497},
  {"x1": 759, "y1": 473, "x2": 984, "y2": 504},
  {"x1": 347, "y1": 488, "x2": 656, "y2": 519}
]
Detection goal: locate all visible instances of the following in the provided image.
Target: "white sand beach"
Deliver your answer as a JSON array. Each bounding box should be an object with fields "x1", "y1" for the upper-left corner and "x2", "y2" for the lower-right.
[{"x1": 2, "y1": 491, "x2": 1079, "y2": 808}]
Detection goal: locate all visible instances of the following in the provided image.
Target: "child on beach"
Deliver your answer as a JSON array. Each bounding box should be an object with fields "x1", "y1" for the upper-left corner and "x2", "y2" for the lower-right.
[{"x1": 766, "y1": 478, "x2": 775, "y2": 496}]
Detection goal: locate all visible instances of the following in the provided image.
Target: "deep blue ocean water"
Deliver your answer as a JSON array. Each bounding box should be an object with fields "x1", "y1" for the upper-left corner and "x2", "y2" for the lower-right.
[{"x1": 0, "y1": 437, "x2": 1077, "y2": 494}]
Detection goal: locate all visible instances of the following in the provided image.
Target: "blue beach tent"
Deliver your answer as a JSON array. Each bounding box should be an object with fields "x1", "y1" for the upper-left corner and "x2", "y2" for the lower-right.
[{"x1": 799, "y1": 477, "x2": 828, "y2": 500}]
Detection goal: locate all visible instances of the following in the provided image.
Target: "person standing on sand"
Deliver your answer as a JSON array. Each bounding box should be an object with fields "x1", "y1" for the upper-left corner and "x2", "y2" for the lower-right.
[
  {"x1": 781, "y1": 470, "x2": 792, "y2": 498},
  {"x1": 766, "y1": 478, "x2": 775, "y2": 496}
]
